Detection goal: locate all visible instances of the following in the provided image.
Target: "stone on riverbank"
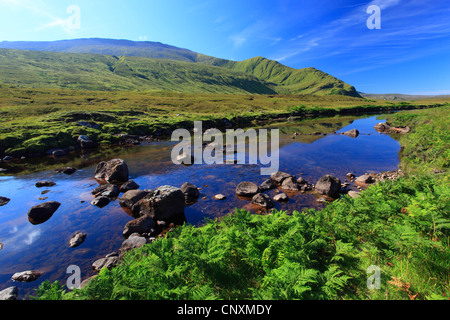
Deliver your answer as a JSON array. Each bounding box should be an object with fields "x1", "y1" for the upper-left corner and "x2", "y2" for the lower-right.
[
  {"x1": 315, "y1": 175, "x2": 342, "y2": 198},
  {"x1": 94, "y1": 159, "x2": 129, "y2": 183},
  {"x1": 236, "y1": 181, "x2": 260, "y2": 198}
]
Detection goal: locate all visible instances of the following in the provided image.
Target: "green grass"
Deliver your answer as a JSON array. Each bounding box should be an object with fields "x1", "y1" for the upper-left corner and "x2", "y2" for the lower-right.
[{"x1": 32, "y1": 105, "x2": 450, "y2": 300}]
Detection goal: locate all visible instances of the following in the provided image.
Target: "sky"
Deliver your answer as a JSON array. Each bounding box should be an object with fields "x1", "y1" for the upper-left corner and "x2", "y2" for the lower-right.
[{"x1": 0, "y1": 0, "x2": 449, "y2": 94}]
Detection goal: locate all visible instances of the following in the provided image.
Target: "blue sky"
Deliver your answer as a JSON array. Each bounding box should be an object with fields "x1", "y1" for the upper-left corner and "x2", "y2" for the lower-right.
[{"x1": 0, "y1": 0, "x2": 449, "y2": 94}]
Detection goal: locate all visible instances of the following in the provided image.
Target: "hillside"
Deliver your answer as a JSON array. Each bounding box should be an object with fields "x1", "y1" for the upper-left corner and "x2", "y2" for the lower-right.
[{"x1": 0, "y1": 38, "x2": 361, "y2": 96}]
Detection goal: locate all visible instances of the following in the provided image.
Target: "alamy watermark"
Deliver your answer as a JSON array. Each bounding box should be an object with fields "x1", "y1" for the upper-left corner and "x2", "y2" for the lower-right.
[
  {"x1": 367, "y1": 265, "x2": 381, "y2": 290},
  {"x1": 66, "y1": 265, "x2": 81, "y2": 290},
  {"x1": 367, "y1": 5, "x2": 381, "y2": 30},
  {"x1": 65, "y1": 5, "x2": 81, "y2": 31},
  {"x1": 171, "y1": 121, "x2": 280, "y2": 176}
]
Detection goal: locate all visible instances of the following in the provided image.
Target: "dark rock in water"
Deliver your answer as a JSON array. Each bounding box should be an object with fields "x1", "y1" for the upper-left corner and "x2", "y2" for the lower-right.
[
  {"x1": 273, "y1": 193, "x2": 289, "y2": 202},
  {"x1": 94, "y1": 159, "x2": 129, "y2": 183},
  {"x1": 281, "y1": 177, "x2": 299, "y2": 191},
  {"x1": 27, "y1": 201, "x2": 61, "y2": 225},
  {"x1": 0, "y1": 286, "x2": 18, "y2": 300},
  {"x1": 346, "y1": 173, "x2": 355, "y2": 180},
  {"x1": 55, "y1": 167, "x2": 77, "y2": 175},
  {"x1": 119, "y1": 180, "x2": 140, "y2": 193},
  {"x1": 270, "y1": 171, "x2": 294, "y2": 184},
  {"x1": 180, "y1": 182, "x2": 200, "y2": 204},
  {"x1": 35, "y1": 181, "x2": 56, "y2": 188},
  {"x1": 52, "y1": 149, "x2": 66, "y2": 157},
  {"x1": 236, "y1": 181, "x2": 260, "y2": 198},
  {"x1": 0, "y1": 196, "x2": 10, "y2": 207},
  {"x1": 91, "y1": 184, "x2": 120, "y2": 198},
  {"x1": 123, "y1": 215, "x2": 155, "y2": 238},
  {"x1": 119, "y1": 189, "x2": 152, "y2": 211},
  {"x1": 355, "y1": 174, "x2": 376, "y2": 186},
  {"x1": 134, "y1": 186, "x2": 186, "y2": 225},
  {"x1": 342, "y1": 129, "x2": 360, "y2": 138},
  {"x1": 77, "y1": 135, "x2": 97, "y2": 149},
  {"x1": 259, "y1": 179, "x2": 277, "y2": 191},
  {"x1": 315, "y1": 175, "x2": 342, "y2": 198},
  {"x1": 297, "y1": 177, "x2": 308, "y2": 185},
  {"x1": 69, "y1": 232, "x2": 87, "y2": 248},
  {"x1": 91, "y1": 196, "x2": 110, "y2": 208},
  {"x1": 11, "y1": 270, "x2": 42, "y2": 282},
  {"x1": 251, "y1": 193, "x2": 274, "y2": 209}
]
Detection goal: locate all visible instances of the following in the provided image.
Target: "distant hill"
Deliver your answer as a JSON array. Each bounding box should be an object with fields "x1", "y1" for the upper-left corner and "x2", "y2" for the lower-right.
[
  {"x1": 0, "y1": 38, "x2": 361, "y2": 96},
  {"x1": 359, "y1": 92, "x2": 450, "y2": 101}
]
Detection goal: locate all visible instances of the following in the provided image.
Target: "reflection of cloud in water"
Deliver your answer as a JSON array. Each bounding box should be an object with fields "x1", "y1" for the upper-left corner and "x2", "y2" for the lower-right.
[
  {"x1": 24, "y1": 229, "x2": 41, "y2": 245},
  {"x1": 3, "y1": 224, "x2": 41, "y2": 251}
]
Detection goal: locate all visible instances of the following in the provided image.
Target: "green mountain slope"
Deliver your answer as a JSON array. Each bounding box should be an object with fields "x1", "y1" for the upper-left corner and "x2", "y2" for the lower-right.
[
  {"x1": 0, "y1": 48, "x2": 275, "y2": 94},
  {"x1": 0, "y1": 38, "x2": 361, "y2": 96}
]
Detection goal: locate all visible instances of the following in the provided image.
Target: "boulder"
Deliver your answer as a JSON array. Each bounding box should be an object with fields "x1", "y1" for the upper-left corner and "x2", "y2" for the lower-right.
[
  {"x1": 91, "y1": 184, "x2": 120, "y2": 198},
  {"x1": 348, "y1": 191, "x2": 361, "y2": 198},
  {"x1": 69, "y1": 232, "x2": 87, "y2": 248},
  {"x1": 119, "y1": 180, "x2": 140, "y2": 193},
  {"x1": 11, "y1": 270, "x2": 42, "y2": 282},
  {"x1": 119, "y1": 189, "x2": 152, "y2": 211},
  {"x1": 270, "y1": 171, "x2": 294, "y2": 184},
  {"x1": 92, "y1": 256, "x2": 119, "y2": 272},
  {"x1": 355, "y1": 174, "x2": 376, "y2": 186},
  {"x1": 0, "y1": 286, "x2": 18, "y2": 300},
  {"x1": 374, "y1": 122, "x2": 391, "y2": 132},
  {"x1": 236, "y1": 181, "x2": 260, "y2": 198},
  {"x1": 259, "y1": 179, "x2": 277, "y2": 191},
  {"x1": 123, "y1": 215, "x2": 155, "y2": 238},
  {"x1": 119, "y1": 235, "x2": 148, "y2": 256},
  {"x1": 281, "y1": 177, "x2": 299, "y2": 191},
  {"x1": 94, "y1": 159, "x2": 129, "y2": 183},
  {"x1": 35, "y1": 181, "x2": 56, "y2": 188},
  {"x1": 0, "y1": 196, "x2": 10, "y2": 207},
  {"x1": 134, "y1": 186, "x2": 186, "y2": 225},
  {"x1": 180, "y1": 182, "x2": 200, "y2": 204},
  {"x1": 342, "y1": 129, "x2": 360, "y2": 138},
  {"x1": 91, "y1": 196, "x2": 110, "y2": 208},
  {"x1": 251, "y1": 193, "x2": 275, "y2": 209},
  {"x1": 297, "y1": 177, "x2": 308, "y2": 185},
  {"x1": 77, "y1": 135, "x2": 96, "y2": 149},
  {"x1": 273, "y1": 193, "x2": 289, "y2": 202},
  {"x1": 315, "y1": 175, "x2": 342, "y2": 198},
  {"x1": 27, "y1": 201, "x2": 61, "y2": 225}
]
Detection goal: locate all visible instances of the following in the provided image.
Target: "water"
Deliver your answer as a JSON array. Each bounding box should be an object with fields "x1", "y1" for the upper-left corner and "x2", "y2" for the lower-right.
[{"x1": 0, "y1": 114, "x2": 400, "y2": 298}]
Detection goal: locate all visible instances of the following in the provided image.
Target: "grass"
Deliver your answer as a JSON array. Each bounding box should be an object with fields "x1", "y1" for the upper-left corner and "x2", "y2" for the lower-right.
[
  {"x1": 1, "y1": 87, "x2": 448, "y2": 158},
  {"x1": 31, "y1": 105, "x2": 450, "y2": 300}
]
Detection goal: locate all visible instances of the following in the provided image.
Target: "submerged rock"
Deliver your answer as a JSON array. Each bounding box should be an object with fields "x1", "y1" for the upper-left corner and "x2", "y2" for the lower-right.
[
  {"x1": 35, "y1": 181, "x2": 56, "y2": 188},
  {"x1": 11, "y1": 270, "x2": 42, "y2": 282},
  {"x1": 119, "y1": 180, "x2": 140, "y2": 193},
  {"x1": 91, "y1": 196, "x2": 110, "y2": 208},
  {"x1": 0, "y1": 196, "x2": 10, "y2": 207},
  {"x1": 270, "y1": 171, "x2": 294, "y2": 184},
  {"x1": 251, "y1": 193, "x2": 275, "y2": 209},
  {"x1": 91, "y1": 184, "x2": 120, "y2": 198},
  {"x1": 342, "y1": 129, "x2": 360, "y2": 138},
  {"x1": 55, "y1": 167, "x2": 77, "y2": 175},
  {"x1": 273, "y1": 193, "x2": 289, "y2": 202},
  {"x1": 69, "y1": 232, "x2": 87, "y2": 248},
  {"x1": 180, "y1": 182, "x2": 200, "y2": 204}
]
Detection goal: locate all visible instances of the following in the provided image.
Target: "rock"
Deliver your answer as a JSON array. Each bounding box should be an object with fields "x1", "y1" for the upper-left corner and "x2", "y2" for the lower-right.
[
  {"x1": 94, "y1": 159, "x2": 129, "y2": 183},
  {"x1": 270, "y1": 171, "x2": 293, "y2": 184},
  {"x1": 123, "y1": 215, "x2": 155, "y2": 238},
  {"x1": 119, "y1": 235, "x2": 148, "y2": 256},
  {"x1": 236, "y1": 181, "x2": 260, "y2": 198},
  {"x1": 69, "y1": 232, "x2": 87, "y2": 248},
  {"x1": 297, "y1": 177, "x2": 308, "y2": 185},
  {"x1": 342, "y1": 129, "x2": 360, "y2": 138},
  {"x1": 55, "y1": 167, "x2": 77, "y2": 175},
  {"x1": 119, "y1": 189, "x2": 152, "y2": 210},
  {"x1": 251, "y1": 193, "x2": 275, "y2": 209},
  {"x1": 355, "y1": 174, "x2": 376, "y2": 186},
  {"x1": 91, "y1": 184, "x2": 120, "y2": 198},
  {"x1": 214, "y1": 194, "x2": 227, "y2": 200},
  {"x1": 315, "y1": 175, "x2": 342, "y2": 198},
  {"x1": 77, "y1": 135, "x2": 96, "y2": 149},
  {"x1": 259, "y1": 179, "x2": 277, "y2": 191},
  {"x1": 0, "y1": 286, "x2": 18, "y2": 300},
  {"x1": 91, "y1": 196, "x2": 110, "y2": 208},
  {"x1": 280, "y1": 177, "x2": 299, "y2": 191},
  {"x1": 374, "y1": 122, "x2": 391, "y2": 132},
  {"x1": 2, "y1": 156, "x2": 13, "y2": 162},
  {"x1": 392, "y1": 126, "x2": 411, "y2": 134},
  {"x1": 180, "y1": 182, "x2": 200, "y2": 204},
  {"x1": 273, "y1": 193, "x2": 289, "y2": 202},
  {"x1": 119, "y1": 180, "x2": 140, "y2": 193},
  {"x1": 92, "y1": 256, "x2": 119, "y2": 272},
  {"x1": 52, "y1": 149, "x2": 66, "y2": 157},
  {"x1": 27, "y1": 201, "x2": 61, "y2": 225},
  {"x1": 134, "y1": 186, "x2": 186, "y2": 225},
  {"x1": 0, "y1": 196, "x2": 10, "y2": 206},
  {"x1": 346, "y1": 173, "x2": 355, "y2": 180},
  {"x1": 35, "y1": 181, "x2": 56, "y2": 188},
  {"x1": 348, "y1": 191, "x2": 361, "y2": 198},
  {"x1": 11, "y1": 270, "x2": 42, "y2": 282}
]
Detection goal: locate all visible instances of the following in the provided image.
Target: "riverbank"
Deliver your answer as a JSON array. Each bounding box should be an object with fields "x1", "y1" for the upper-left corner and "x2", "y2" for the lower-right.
[
  {"x1": 29, "y1": 105, "x2": 449, "y2": 300},
  {"x1": 1, "y1": 87, "x2": 448, "y2": 161}
]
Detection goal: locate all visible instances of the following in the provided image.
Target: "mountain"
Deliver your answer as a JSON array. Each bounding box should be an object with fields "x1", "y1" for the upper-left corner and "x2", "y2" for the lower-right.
[
  {"x1": 0, "y1": 38, "x2": 361, "y2": 96},
  {"x1": 359, "y1": 92, "x2": 450, "y2": 101}
]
